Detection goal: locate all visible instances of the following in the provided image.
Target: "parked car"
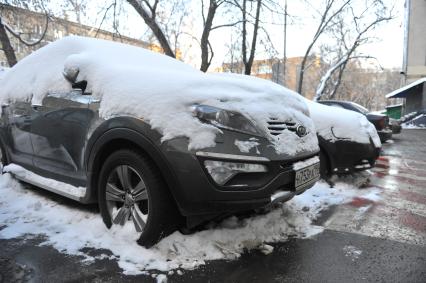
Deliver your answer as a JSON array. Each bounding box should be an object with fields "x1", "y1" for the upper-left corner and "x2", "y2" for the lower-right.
[
  {"x1": 0, "y1": 36, "x2": 320, "y2": 247},
  {"x1": 306, "y1": 100, "x2": 381, "y2": 177},
  {"x1": 206, "y1": 75, "x2": 382, "y2": 179},
  {"x1": 389, "y1": 118, "x2": 402, "y2": 134},
  {"x1": 318, "y1": 100, "x2": 393, "y2": 142}
]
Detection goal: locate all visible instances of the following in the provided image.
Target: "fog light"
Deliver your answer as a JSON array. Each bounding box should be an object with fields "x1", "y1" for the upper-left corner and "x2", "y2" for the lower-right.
[{"x1": 204, "y1": 160, "x2": 267, "y2": 185}]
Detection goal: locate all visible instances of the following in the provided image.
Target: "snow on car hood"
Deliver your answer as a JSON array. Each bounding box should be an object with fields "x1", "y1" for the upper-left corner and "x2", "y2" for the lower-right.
[
  {"x1": 0, "y1": 36, "x2": 317, "y2": 155},
  {"x1": 305, "y1": 99, "x2": 381, "y2": 148}
]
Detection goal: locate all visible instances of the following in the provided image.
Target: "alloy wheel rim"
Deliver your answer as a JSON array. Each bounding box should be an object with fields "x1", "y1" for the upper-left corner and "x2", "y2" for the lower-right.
[{"x1": 106, "y1": 165, "x2": 148, "y2": 232}]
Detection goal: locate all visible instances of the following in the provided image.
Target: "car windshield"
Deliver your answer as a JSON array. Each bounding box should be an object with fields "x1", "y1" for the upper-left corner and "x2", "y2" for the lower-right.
[{"x1": 350, "y1": 102, "x2": 369, "y2": 114}]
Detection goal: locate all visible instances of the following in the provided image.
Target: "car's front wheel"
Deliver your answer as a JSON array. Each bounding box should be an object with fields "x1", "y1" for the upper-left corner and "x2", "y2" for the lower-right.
[
  {"x1": 98, "y1": 149, "x2": 179, "y2": 247},
  {"x1": 319, "y1": 149, "x2": 330, "y2": 178}
]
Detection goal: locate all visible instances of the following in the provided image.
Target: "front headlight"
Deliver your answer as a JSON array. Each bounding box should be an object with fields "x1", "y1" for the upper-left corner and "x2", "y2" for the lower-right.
[
  {"x1": 192, "y1": 104, "x2": 260, "y2": 135},
  {"x1": 204, "y1": 160, "x2": 267, "y2": 185}
]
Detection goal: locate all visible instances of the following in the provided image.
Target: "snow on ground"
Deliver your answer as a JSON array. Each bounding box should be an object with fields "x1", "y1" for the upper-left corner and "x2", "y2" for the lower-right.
[
  {"x1": 3, "y1": 164, "x2": 86, "y2": 198},
  {"x1": 0, "y1": 173, "x2": 381, "y2": 275},
  {"x1": 402, "y1": 114, "x2": 426, "y2": 129},
  {"x1": 343, "y1": 245, "x2": 362, "y2": 261}
]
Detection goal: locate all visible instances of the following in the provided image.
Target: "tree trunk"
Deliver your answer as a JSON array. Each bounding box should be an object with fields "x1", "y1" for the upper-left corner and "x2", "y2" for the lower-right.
[
  {"x1": 0, "y1": 20, "x2": 17, "y2": 67},
  {"x1": 200, "y1": 0, "x2": 218, "y2": 72},
  {"x1": 296, "y1": 52, "x2": 308, "y2": 95},
  {"x1": 127, "y1": 0, "x2": 175, "y2": 58},
  {"x1": 241, "y1": 0, "x2": 247, "y2": 71},
  {"x1": 244, "y1": 0, "x2": 261, "y2": 75}
]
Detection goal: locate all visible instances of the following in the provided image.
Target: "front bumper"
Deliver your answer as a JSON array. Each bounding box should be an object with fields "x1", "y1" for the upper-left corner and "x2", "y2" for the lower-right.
[
  {"x1": 160, "y1": 131, "x2": 319, "y2": 218},
  {"x1": 378, "y1": 129, "x2": 392, "y2": 142},
  {"x1": 391, "y1": 124, "x2": 402, "y2": 134}
]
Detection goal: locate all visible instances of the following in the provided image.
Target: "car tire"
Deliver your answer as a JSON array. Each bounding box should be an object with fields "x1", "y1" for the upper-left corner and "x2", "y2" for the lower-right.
[
  {"x1": 319, "y1": 149, "x2": 330, "y2": 178},
  {"x1": 98, "y1": 149, "x2": 179, "y2": 248}
]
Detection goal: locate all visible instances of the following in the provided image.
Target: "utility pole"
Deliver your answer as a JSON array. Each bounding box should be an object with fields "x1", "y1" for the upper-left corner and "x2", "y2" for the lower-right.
[{"x1": 283, "y1": 0, "x2": 287, "y2": 86}]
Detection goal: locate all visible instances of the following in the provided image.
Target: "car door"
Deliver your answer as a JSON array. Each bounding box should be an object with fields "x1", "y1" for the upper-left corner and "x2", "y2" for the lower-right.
[
  {"x1": 4, "y1": 101, "x2": 35, "y2": 166},
  {"x1": 30, "y1": 90, "x2": 98, "y2": 185}
]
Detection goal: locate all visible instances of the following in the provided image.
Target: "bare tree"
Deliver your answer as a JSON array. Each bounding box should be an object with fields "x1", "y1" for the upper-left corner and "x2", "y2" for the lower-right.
[
  {"x1": 240, "y1": 0, "x2": 261, "y2": 75},
  {"x1": 200, "y1": 0, "x2": 222, "y2": 72},
  {"x1": 0, "y1": 16, "x2": 16, "y2": 66},
  {"x1": 313, "y1": 0, "x2": 394, "y2": 101},
  {"x1": 60, "y1": 0, "x2": 87, "y2": 23},
  {"x1": 199, "y1": 0, "x2": 245, "y2": 72},
  {"x1": 200, "y1": 0, "x2": 219, "y2": 71},
  {"x1": 320, "y1": 62, "x2": 400, "y2": 111},
  {"x1": 0, "y1": 1, "x2": 49, "y2": 67},
  {"x1": 224, "y1": 0, "x2": 286, "y2": 75},
  {"x1": 126, "y1": 0, "x2": 175, "y2": 57},
  {"x1": 296, "y1": 0, "x2": 351, "y2": 95},
  {"x1": 125, "y1": 0, "x2": 237, "y2": 72}
]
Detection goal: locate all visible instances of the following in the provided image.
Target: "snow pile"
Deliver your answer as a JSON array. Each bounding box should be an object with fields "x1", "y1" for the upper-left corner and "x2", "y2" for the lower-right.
[
  {"x1": 306, "y1": 100, "x2": 381, "y2": 148},
  {"x1": 0, "y1": 172, "x2": 381, "y2": 274},
  {"x1": 402, "y1": 114, "x2": 426, "y2": 129},
  {"x1": 400, "y1": 111, "x2": 418, "y2": 123},
  {"x1": 3, "y1": 164, "x2": 86, "y2": 198},
  {"x1": 293, "y1": 156, "x2": 319, "y2": 170},
  {"x1": 0, "y1": 36, "x2": 317, "y2": 155},
  {"x1": 234, "y1": 138, "x2": 260, "y2": 153}
]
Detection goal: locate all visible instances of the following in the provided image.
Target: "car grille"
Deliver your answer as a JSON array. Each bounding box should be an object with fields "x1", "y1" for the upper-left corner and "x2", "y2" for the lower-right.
[{"x1": 266, "y1": 118, "x2": 297, "y2": 136}]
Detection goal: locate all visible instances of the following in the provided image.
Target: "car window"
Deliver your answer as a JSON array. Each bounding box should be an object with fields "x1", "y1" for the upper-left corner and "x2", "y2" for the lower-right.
[{"x1": 349, "y1": 102, "x2": 369, "y2": 114}]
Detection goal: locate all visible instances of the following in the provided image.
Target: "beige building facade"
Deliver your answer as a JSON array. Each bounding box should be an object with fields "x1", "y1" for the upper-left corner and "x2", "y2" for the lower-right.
[
  {"x1": 403, "y1": 0, "x2": 426, "y2": 83},
  {"x1": 220, "y1": 56, "x2": 323, "y2": 99}
]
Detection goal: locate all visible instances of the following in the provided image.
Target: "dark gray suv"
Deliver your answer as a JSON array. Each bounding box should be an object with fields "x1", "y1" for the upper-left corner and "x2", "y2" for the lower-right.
[{"x1": 0, "y1": 36, "x2": 320, "y2": 247}]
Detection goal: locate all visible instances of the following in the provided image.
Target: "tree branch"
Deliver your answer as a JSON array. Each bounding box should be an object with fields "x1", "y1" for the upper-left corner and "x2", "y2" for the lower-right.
[{"x1": 127, "y1": 0, "x2": 175, "y2": 57}]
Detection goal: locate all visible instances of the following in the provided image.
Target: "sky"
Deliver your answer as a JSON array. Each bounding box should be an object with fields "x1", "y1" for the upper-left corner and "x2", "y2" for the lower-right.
[{"x1": 50, "y1": 0, "x2": 405, "y2": 71}]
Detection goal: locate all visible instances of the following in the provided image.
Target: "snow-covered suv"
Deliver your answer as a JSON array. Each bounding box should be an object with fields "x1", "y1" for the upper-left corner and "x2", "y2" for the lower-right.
[{"x1": 0, "y1": 36, "x2": 320, "y2": 247}]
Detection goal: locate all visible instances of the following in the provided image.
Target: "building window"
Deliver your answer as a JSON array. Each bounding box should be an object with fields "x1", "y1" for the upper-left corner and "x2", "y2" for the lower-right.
[{"x1": 257, "y1": 64, "x2": 271, "y2": 74}]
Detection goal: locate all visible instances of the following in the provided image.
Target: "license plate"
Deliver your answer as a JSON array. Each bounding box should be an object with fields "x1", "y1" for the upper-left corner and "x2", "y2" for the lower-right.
[{"x1": 295, "y1": 162, "x2": 320, "y2": 189}]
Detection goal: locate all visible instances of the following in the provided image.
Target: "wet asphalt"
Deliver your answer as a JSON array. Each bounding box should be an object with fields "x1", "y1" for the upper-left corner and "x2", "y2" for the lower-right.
[{"x1": 1, "y1": 129, "x2": 426, "y2": 283}]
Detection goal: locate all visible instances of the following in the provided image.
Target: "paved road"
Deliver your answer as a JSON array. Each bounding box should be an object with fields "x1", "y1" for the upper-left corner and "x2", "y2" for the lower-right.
[{"x1": 1, "y1": 129, "x2": 425, "y2": 282}]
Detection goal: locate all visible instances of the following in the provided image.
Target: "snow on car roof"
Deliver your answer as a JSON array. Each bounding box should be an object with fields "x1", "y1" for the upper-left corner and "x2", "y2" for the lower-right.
[{"x1": 0, "y1": 36, "x2": 317, "y2": 155}]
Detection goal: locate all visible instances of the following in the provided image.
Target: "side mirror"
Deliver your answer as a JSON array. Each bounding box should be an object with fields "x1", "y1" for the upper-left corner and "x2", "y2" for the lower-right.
[
  {"x1": 63, "y1": 67, "x2": 88, "y2": 94},
  {"x1": 63, "y1": 67, "x2": 79, "y2": 84}
]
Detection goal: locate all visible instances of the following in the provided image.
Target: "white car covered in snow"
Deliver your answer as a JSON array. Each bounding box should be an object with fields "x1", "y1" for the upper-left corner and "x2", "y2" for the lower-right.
[{"x1": 305, "y1": 100, "x2": 381, "y2": 177}]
